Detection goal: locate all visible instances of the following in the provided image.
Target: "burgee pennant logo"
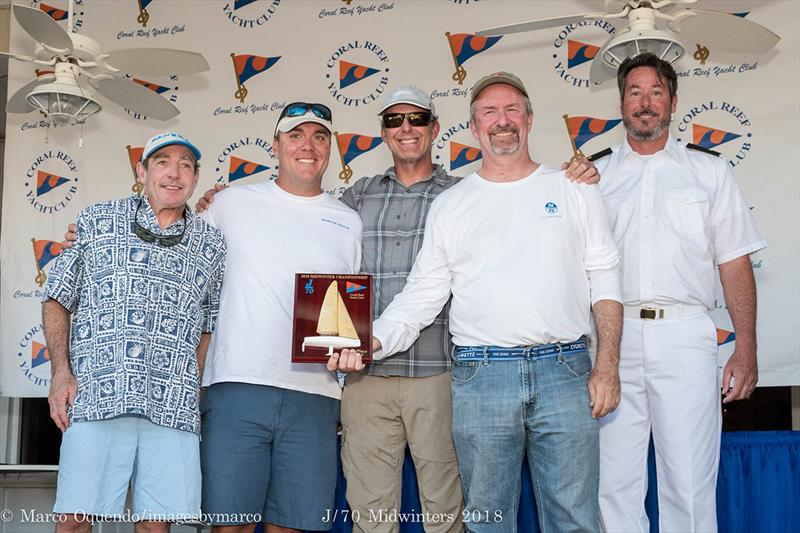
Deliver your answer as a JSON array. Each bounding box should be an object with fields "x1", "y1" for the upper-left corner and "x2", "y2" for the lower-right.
[
  {"x1": 231, "y1": 53, "x2": 281, "y2": 103},
  {"x1": 450, "y1": 141, "x2": 482, "y2": 171},
  {"x1": 334, "y1": 132, "x2": 382, "y2": 184},
  {"x1": 567, "y1": 40, "x2": 600, "y2": 69},
  {"x1": 137, "y1": 0, "x2": 154, "y2": 27},
  {"x1": 40, "y1": 2, "x2": 68, "y2": 21},
  {"x1": 133, "y1": 78, "x2": 171, "y2": 95},
  {"x1": 692, "y1": 123, "x2": 741, "y2": 150},
  {"x1": 31, "y1": 341, "x2": 51, "y2": 369},
  {"x1": 445, "y1": 32, "x2": 502, "y2": 85},
  {"x1": 234, "y1": 0, "x2": 259, "y2": 9},
  {"x1": 339, "y1": 60, "x2": 381, "y2": 89},
  {"x1": 36, "y1": 171, "x2": 70, "y2": 197},
  {"x1": 126, "y1": 145, "x2": 144, "y2": 194},
  {"x1": 32, "y1": 238, "x2": 63, "y2": 287},
  {"x1": 346, "y1": 282, "x2": 367, "y2": 294},
  {"x1": 229, "y1": 156, "x2": 270, "y2": 183},
  {"x1": 717, "y1": 328, "x2": 736, "y2": 346},
  {"x1": 564, "y1": 115, "x2": 622, "y2": 150}
]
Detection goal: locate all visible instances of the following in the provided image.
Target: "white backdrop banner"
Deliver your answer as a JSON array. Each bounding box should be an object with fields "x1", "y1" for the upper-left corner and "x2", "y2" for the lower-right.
[{"x1": 2, "y1": 0, "x2": 798, "y2": 396}]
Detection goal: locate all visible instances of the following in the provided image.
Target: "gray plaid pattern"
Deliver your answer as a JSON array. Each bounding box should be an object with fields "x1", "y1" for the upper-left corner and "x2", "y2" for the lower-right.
[
  {"x1": 44, "y1": 195, "x2": 226, "y2": 434},
  {"x1": 341, "y1": 165, "x2": 461, "y2": 377}
]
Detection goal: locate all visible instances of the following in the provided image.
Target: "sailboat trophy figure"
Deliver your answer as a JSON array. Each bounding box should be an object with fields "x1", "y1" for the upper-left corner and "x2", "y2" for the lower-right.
[{"x1": 302, "y1": 280, "x2": 361, "y2": 355}]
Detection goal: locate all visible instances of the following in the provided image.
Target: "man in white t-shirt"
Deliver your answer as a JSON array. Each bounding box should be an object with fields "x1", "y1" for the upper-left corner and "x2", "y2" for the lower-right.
[
  {"x1": 198, "y1": 104, "x2": 362, "y2": 533},
  {"x1": 347, "y1": 72, "x2": 623, "y2": 533}
]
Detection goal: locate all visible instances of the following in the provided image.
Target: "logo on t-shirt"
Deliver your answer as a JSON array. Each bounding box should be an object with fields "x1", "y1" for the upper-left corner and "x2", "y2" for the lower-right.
[{"x1": 542, "y1": 201, "x2": 563, "y2": 219}]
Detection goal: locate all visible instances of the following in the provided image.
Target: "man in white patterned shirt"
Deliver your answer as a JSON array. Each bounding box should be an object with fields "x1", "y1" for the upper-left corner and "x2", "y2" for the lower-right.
[{"x1": 44, "y1": 132, "x2": 225, "y2": 533}]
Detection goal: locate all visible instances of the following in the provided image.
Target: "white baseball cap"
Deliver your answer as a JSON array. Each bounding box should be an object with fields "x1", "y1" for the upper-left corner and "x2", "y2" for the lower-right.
[
  {"x1": 142, "y1": 132, "x2": 201, "y2": 161},
  {"x1": 274, "y1": 102, "x2": 333, "y2": 137},
  {"x1": 377, "y1": 85, "x2": 437, "y2": 117}
]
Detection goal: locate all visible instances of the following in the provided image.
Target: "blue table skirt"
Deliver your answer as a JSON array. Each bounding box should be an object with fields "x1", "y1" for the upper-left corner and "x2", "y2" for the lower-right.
[{"x1": 256, "y1": 430, "x2": 800, "y2": 532}]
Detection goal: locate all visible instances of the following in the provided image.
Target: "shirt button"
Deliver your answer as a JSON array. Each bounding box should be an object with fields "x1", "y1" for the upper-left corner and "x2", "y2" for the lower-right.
[
  {"x1": 396, "y1": 215, "x2": 400, "y2": 219},
  {"x1": 395, "y1": 241, "x2": 400, "y2": 246}
]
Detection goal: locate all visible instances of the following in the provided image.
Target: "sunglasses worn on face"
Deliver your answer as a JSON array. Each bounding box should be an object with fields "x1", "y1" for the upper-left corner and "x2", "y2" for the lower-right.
[
  {"x1": 133, "y1": 197, "x2": 187, "y2": 247},
  {"x1": 382, "y1": 111, "x2": 433, "y2": 129},
  {"x1": 280, "y1": 102, "x2": 332, "y2": 121}
]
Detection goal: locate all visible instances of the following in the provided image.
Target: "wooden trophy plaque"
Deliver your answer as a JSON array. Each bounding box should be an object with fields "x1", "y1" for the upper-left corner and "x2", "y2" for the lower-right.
[{"x1": 291, "y1": 273, "x2": 373, "y2": 363}]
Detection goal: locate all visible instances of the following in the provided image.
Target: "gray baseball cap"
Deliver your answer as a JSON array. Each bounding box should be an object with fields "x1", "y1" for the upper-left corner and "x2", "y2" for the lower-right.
[
  {"x1": 377, "y1": 85, "x2": 437, "y2": 118},
  {"x1": 470, "y1": 71, "x2": 529, "y2": 104}
]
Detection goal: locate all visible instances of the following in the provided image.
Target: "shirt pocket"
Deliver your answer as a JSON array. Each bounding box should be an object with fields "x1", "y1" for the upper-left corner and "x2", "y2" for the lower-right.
[{"x1": 664, "y1": 189, "x2": 709, "y2": 234}]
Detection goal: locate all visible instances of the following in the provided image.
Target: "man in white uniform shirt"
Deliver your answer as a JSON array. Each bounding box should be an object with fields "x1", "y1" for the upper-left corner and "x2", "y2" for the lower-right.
[
  {"x1": 592, "y1": 53, "x2": 766, "y2": 533},
  {"x1": 360, "y1": 72, "x2": 623, "y2": 533}
]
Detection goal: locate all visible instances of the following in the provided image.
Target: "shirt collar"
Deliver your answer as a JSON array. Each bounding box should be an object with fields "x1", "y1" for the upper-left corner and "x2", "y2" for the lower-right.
[
  {"x1": 131, "y1": 194, "x2": 192, "y2": 234},
  {"x1": 619, "y1": 134, "x2": 685, "y2": 164},
  {"x1": 381, "y1": 164, "x2": 449, "y2": 188}
]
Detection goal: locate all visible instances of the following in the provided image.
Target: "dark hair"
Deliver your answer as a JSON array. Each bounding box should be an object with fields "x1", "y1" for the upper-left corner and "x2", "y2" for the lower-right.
[
  {"x1": 617, "y1": 53, "x2": 678, "y2": 100},
  {"x1": 142, "y1": 154, "x2": 200, "y2": 172}
]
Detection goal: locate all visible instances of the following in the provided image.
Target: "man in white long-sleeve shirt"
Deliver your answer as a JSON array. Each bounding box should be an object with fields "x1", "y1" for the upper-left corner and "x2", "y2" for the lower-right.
[{"x1": 366, "y1": 72, "x2": 624, "y2": 533}]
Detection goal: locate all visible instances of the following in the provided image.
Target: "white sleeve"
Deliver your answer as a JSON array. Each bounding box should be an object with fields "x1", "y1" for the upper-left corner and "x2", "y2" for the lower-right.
[
  {"x1": 710, "y1": 160, "x2": 767, "y2": 264},
  {"x1": 578, "y1": 184, "x2": 622, "y2": 304},
  {"x1": 372, "y1": 199, "x2": 454, "y2": 359}
]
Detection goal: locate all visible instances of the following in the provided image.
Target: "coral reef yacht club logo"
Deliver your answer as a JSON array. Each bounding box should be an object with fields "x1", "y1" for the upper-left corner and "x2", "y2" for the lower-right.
[
  {"x1": 318, "y1": 0, "x2": 395, "y2": 18},
  {"x1": 675, "y1": 100, "x2": 753, "y2": 167},
  {"x1": 325, "y1": 40, "x2": 390, "y2": 107},
  {"x1": 31, "y1": 0, "x2": 84, "y2": 30},
  {"x1": 551, "y1": 20, "x2": 616, "y2": 88},
  {"x1": 215, "y1": 137, "x2": 277, "y2": 185},
  {"x1": 433, "y1": 121, "x2": 482, "y2": 174},
  {"x1": 223, "y1": 0, "x2": 281, "y2": 29},
  {"x1": 17, "y1": 323, "x2": 52, "y2": 388},
  {"x1": 24, "y1": 150, "x2": 79, "y2": 214}
]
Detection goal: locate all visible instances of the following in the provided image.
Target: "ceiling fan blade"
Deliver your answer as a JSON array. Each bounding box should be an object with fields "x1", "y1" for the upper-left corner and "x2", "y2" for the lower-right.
[
  {"x1": 669, "y1": 9, "x2": 780, "y2": 54},
  {"x1": 93, "y1": 77, "x2": 179, "y2": 120},
  {"x1": 7, "y1": 75, "x2": 54, "y2": 113},
  {"x1": 12, "y1": 4, "x2": 73, "y2": 54},
  {"x1": 102, "y1": 48, "x2": 209, "y2": 76},
  {"x1": 476, "y1": 13, "x2": 605, "y2": 36}
]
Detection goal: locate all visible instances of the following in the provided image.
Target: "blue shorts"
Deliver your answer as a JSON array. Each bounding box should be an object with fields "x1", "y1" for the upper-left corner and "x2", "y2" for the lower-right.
[
  {"x1": 54, "y1": 415, "x2": 200, "y2": 520},
  {"x1": 200, "y1": 382, "x2": 340, "y2": 529}
]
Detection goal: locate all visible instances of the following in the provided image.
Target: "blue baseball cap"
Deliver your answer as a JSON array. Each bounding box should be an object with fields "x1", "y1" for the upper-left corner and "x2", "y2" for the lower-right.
[{"x1": 142, "y1": 132, "x2": 201, "y2": 161}]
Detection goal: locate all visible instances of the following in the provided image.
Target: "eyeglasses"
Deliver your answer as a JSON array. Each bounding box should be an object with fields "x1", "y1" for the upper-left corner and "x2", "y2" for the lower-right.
[
  {"x1": 382, "y1": 111, "x2": 433, "y2": 129},
  {"x1": 280, "y1": 102, "x2": 332, "y2": 122},
  {"x1": 132, "y1": 197, "x2": 187, "y2": 247}
]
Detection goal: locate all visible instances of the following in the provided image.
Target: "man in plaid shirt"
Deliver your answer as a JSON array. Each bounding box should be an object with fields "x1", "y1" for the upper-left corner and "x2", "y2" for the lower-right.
[{"x1": 338, "y1": 86, "x2": 464, "y2": 532}]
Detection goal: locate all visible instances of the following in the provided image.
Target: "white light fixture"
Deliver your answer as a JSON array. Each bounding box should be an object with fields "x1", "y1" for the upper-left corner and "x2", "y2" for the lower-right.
[
  {"x1": 601, "y1": 27, "x2": 685, "y2": 69},
  {"x1": 26, "y1": 63, "x2": 102, "y2": 126}
]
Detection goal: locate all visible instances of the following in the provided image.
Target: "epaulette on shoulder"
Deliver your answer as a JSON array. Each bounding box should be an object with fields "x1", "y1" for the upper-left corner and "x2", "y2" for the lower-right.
[
  {"x1": 686, "y1": 143, "x2": 721, "y2": 157},
  {"x1": 587, "y1": 147, "x2": 612, "y2": 162}
]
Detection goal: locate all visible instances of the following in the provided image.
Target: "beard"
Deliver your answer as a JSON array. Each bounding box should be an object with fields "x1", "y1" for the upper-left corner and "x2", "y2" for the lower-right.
[
  {"x1": 488, "y1": 124, "x2": 521, "y2": 155},
  {"x1": 623, "y1": 108, "x2": 671, "y2": 141}
]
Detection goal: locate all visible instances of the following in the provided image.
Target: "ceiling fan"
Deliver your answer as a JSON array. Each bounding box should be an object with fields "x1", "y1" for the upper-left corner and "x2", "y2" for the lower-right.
[
  {"x1": 476, "y1": 0, "x2": 780, "y2": 84},
  {"x1": 3, "y1": 1, "x2": 209, "y2": 125}
]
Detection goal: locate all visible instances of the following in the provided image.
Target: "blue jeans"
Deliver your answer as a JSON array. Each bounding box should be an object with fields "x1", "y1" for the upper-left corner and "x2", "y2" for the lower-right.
[{"x1": 451, "y1": 347, "x2": 599, "y2": 533}]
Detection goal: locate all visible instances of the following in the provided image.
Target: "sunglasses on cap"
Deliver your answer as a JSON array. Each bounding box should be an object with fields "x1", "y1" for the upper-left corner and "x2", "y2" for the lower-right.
[
  {"x1": 279, "y1": 102, "x2": 332, "y2": 121},
  {"x1": 133, "y1": 197, "x2": 186, "y2": 247},
  {"x1": 382, "y1": 111, "x2": 433, "y2": 129}
]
